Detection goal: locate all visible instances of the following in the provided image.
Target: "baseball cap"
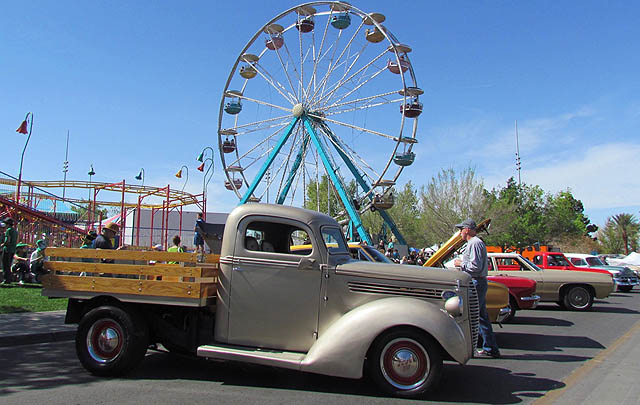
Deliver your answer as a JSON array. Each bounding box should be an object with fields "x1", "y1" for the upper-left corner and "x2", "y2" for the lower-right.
[{"x1": 455, "y1": 219, "x2": 477, "y2": 230}]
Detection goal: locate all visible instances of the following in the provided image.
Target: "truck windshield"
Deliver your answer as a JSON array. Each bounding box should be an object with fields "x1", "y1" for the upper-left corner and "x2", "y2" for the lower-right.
[
  {"x1": 362, "y1": 245, "x2": 391, "y2": 263},
  {"x1": 321, "y1": 227, "x2": 349, "y2": 255},
  {"x1": 521, "y1": 256, "x2": 543, "y2": 271}
]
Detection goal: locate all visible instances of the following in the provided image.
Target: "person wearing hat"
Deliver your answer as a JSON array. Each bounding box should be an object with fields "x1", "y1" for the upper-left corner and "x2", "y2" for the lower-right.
[
  {"x1": 30, "y1": 239, "x2": 47, "y2": 282},
  {"x1": 1, "y1": 218, "x2": 18, "y2": 285},
  {"x1": 80, "y1": 231, "x2": 98, "y2": 249},
  {"x1": 453, "y1": 218, "x2": 500, "y2": 358},
  {"x1": 93, "y1": 222, "x2": 119, "y2": 250}
]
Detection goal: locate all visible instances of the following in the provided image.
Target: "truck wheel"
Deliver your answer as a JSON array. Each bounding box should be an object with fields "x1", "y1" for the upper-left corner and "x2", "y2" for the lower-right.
[
  {"x1": 619, "y1": 286, "x2": 633, "y2": 293},
  {"x1": 503, "y1": 295, "x2": 518, "y2": 323},
  {"x1": 369, "y1": 328, "x2": 442, "y2": 397},
  {"x1": 563, "y1": 286, "x2": 594, "y2": 311},
  {"x1": 76, "y1": 306, "x2": 149, "y2": 376}
]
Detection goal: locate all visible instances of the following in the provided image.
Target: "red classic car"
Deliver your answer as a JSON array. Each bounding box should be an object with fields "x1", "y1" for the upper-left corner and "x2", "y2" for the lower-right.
[{"x1": 487, "y1": 275, "x2": 539, "y2": 323}]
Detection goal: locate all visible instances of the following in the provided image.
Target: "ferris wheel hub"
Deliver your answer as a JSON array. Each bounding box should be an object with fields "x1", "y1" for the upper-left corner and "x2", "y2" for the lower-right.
[{"x1": 292, "y1": 103, "x2": 305, "y2": 117}]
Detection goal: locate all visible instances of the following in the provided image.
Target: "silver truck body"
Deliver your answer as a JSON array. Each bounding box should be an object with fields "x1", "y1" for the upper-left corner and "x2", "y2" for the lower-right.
[{"x1": 209, "y1": 204, "x2": 478, "y2": 379}]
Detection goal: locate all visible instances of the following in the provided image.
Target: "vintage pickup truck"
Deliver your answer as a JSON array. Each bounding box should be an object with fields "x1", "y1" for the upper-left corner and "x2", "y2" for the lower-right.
[{"x1": 42, "y1": 204, "x2": 479, "y2": 397}]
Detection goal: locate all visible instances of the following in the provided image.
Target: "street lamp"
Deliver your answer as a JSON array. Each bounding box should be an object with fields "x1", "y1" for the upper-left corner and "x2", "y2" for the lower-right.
[
  {"x1": 175, "y1": 165, "x2": 189, "y2": 191},
  {"x1": 88, "y1": 165, "x2": 96, "y2": 228},
  {"x1": 135, "y1": 168, "x2": 145, "y2": 188},
  {"x1": 15, "y1": 112, "x2": 34, "y2": 203},
  {"x1": 196, "y1": 147, "x2": 215, "y2": 214}
]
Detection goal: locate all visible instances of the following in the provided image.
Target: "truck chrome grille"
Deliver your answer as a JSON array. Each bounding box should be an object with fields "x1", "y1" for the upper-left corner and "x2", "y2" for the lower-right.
[
  {"x1": 469, "y1": 284, "x2": 480, "y2": 350},
  {"x1": 347, "y1": 281, "x2": 444, "y2": 299}
]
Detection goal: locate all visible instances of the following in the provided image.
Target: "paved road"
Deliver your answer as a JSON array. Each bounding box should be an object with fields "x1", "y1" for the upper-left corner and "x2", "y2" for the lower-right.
[{"x1": 1, "y1": 290, "x2": 639, "y2": 404}]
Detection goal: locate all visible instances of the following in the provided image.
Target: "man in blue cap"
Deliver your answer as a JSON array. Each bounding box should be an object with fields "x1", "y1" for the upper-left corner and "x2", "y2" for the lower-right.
[{"x1": 454, "y1": 218, "x2": 500, "y2": 358}]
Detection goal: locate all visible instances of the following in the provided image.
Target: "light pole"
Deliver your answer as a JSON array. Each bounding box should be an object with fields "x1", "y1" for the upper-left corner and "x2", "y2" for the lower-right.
[
  {"x1": 175, "y1": 165, "x2": 189, "y2": 191},
  {"x1": 88, "y1": 165, "x2": 96, "y2": 228},
  {"x1": 197, "y1": 147, "x2": 215, "y2": 215},
  {"x1": 15, "y1": 112, "x2": 34, "y2": 203},
  {"x1": 135, "y1": 168, "x2": 145, "y2": 188}
]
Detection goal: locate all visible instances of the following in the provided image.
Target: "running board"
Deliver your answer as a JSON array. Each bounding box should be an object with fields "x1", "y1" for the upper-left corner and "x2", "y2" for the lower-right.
[{"x1": 197, "y1": 344, "x2": 306, "y2": 370}]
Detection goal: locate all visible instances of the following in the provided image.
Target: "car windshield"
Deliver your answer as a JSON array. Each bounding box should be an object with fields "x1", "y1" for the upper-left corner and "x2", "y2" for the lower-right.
[
  {"x1": 321, "y1": 226, "x2": 349, "y2": 255},
  {"x1": 520, "y1": 256, "x2": 543, "y2": 271},
  {"x1": 362, "y1": 245, "x2": 391, "y2": 263},
  {"x1": 548, "y1": 254, "x2": 570, "y2": 266},
  {"x1": 586, "y1": 257, "x2": 605, "y2": 266}
]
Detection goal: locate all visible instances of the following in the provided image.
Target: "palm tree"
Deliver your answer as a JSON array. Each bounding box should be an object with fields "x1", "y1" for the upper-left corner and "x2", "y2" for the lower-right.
[{"x1": 611, "y1": 213, "x2": 640, "y2": 255}]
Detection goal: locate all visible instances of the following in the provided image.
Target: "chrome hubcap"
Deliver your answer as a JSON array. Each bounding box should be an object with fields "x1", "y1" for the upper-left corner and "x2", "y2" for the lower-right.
[
  {"x1": 87, "y1": 319, "x2": 123, "y2": 363},
  {"x1": 380, "y1": 338, "x2": 430, "y2": 390},
  {"x1": 390, "y1": 349, "x2": 420, "y2": 378},
  {"x1": 569, "y1": 288, "x2": 589, "y2": 308}
]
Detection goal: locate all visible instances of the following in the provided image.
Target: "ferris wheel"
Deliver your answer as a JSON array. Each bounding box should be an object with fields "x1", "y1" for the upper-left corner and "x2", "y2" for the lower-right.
[{"x1": 218, "y1": 1, "x2": 422, "y2": 244}]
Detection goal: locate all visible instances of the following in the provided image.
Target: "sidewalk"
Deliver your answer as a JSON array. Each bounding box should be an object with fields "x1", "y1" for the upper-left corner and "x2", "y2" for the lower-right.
[{"x1": 0, "y1": 310, "x2": 75, "y2": 348}]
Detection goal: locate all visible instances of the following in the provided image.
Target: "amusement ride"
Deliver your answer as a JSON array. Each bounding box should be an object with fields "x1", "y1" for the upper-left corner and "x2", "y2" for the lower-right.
[{"x1": 218, "y1": 1, "x2": 421, "y2": 245}]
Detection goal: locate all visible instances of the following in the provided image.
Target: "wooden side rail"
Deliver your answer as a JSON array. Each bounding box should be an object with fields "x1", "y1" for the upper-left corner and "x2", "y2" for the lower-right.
[
  {"x1": 42, "y1": 247, "x2": 219, "y2": 301},
  {"x1": 45, "y1": 247, "x2": 220, "y2": 264}
]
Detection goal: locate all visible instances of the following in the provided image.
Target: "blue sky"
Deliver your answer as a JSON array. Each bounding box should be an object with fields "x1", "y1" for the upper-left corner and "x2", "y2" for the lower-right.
[{"x1": 1, "y1": 1, "x2": 639, "y2": 227}]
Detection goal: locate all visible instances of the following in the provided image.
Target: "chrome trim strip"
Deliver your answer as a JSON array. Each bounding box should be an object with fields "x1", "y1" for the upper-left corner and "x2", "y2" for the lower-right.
[
  {"x1": 219, "y1": 255, "x2": 298, "y2": 269},
  {"x1": 347, "y1": 281, "x2": 444, "y2": 299},
  {"x1": 520, "y1": 295, "x2": 541, "y2": 301}
]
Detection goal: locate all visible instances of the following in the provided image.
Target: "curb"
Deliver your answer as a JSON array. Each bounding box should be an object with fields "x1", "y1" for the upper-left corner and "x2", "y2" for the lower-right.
[{"x1": 0, "y1": 330, "x2": 75, "y2": 348}]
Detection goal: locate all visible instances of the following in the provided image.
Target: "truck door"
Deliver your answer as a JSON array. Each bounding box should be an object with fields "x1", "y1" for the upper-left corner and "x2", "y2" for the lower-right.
[{"x1": 228, "y1": 216, "x2": 322, "y2": 352}]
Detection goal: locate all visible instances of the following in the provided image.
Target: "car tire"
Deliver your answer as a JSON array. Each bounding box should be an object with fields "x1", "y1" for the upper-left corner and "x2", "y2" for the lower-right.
[
  {"x1": 562, "y1": 286, "x2": 594, "y2": 311},
  {"x1": 76, "y1": 305, "x2": 149, "y2": 376},
  {"x1": 503, "y1": 295, "x2": 518, "y2": 323},
  {"x1": 618, "y1": 286, "x2": 633, "y2": 293},
  {"x1": 368, "y1": 328, "x2": 442, "y2": 398}
]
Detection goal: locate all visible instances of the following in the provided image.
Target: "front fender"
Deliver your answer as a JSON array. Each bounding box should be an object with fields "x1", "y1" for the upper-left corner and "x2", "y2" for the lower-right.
[{"x1": 301, "y1": 297, "x2": 469, "y2": 379}]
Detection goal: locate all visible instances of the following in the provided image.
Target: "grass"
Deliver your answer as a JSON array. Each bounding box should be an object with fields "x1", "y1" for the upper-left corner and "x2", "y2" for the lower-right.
[{"x1": 0, "y1": 284, "x2": 68, "y2": 314}]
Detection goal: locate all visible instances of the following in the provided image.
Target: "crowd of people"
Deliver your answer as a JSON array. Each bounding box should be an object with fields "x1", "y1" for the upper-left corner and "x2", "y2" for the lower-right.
[
  {"x1": 376, "y1": 238, "x2": 435, "y2": 265},
  {"x1": 1, "y1": 218, "x2": 48, "y2": 285}
]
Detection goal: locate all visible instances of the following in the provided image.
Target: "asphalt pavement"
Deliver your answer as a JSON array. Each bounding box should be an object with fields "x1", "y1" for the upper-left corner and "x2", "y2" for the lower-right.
[{"x1": 1, "y1": 295, "x2": 639, "y2": 403}]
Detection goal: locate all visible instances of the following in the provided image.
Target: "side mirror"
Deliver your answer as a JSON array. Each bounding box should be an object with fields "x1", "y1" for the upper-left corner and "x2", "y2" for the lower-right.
[{"x1": 298, "y1": 257, "x2": 318, "y2": 271}]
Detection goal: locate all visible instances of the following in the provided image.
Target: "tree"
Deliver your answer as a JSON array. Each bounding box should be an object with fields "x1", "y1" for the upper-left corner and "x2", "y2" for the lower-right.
[
  {"x1": 611, "y1": 213, "x2": 640, "y2": 255},
  {"x1": 483, "y1": 178, "x2": 547, "y2": 252},
  {"x1": 597, "y1": 218, "x2": 626, "y2": 254},
  {"x1": 304, "y1": 174, "x2": 356, "y2": 219},
  {"x1": 418, "y1": 167, "x2": 488, "y2": 245},
  {"x1": 387, "y1": 182, "x2": 424, "y2": 247}
]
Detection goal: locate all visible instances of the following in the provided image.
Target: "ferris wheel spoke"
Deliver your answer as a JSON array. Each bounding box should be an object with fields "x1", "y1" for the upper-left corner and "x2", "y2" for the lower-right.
[
  {"x1": 311, "y1": 20, "x2": 364, "y2": 105},
  {"x1": 310, "y1": 48, "x2": 388, "y2": 109},
  {"x1": 233, "y1": 93, "x2": 293, "y2": 114},
  {"x1": 305, "y1": 8, "x2": 333, "y2": 100},
  {"x1": 311, "y1": 114, "x2": 396, "y2": 141},
  {"x1": 252, "y1": 62, "x2": 297, "y2": 104},
  {"x1": 226, "y1": 123, "x2": 290, "y2": 167},
  {"x1": 325, "y1": 97, "x2": 404, "y2": 116},
  {"x1": 232, "y1": 114, "x2": 291, "y2": 131},
  {"x1": 323, "y1": 90, "x2": 398, "y2": 110},
  {"x1": 317, "y1": 66, "x2": 388, "y2": 110},
  {"x1": 321, "y1": 127, "x2": 381, "y2": 183},
  {"x1": 312, "y1": 20, "x2": 366, "y2": 105},
  {"x1": 271, "y1": 42, "x2": 301, "y2": 103}
]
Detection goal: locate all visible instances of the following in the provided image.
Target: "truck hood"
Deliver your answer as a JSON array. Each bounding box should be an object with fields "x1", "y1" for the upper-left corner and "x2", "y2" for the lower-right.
[{"x1": 336, "y1": 260, "x2": 471, "y2": 287}]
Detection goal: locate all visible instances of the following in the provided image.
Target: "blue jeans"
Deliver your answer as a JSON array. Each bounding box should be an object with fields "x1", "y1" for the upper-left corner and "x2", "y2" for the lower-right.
[{"x1": 474, "y1": 277, "x2": 499, "y2": 352}]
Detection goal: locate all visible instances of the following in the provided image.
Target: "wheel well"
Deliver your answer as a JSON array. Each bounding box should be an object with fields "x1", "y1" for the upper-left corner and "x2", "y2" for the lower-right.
[
  {"x1": 559, "y1": 284, "x2": 595, "y2": 300},
  {"x1": 65, "y1": 296, "x2": 129, "y2": 324},
  {"x1": 365, "y1": 325, "x2": 447, "y2": 367},
  {"x1": 508, "y1": 293, "x2": 519, "y2": 310}
]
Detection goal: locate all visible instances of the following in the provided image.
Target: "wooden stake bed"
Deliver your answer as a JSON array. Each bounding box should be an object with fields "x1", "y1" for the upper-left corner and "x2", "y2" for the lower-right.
[{"x1": 41, "y1": 247, "x2": 219, "y2": 307}]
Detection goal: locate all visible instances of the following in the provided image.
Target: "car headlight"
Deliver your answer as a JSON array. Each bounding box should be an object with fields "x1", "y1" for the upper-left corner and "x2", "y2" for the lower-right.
[{"x1": 442, "y1": 290, "x2": 464, "y2": 317}]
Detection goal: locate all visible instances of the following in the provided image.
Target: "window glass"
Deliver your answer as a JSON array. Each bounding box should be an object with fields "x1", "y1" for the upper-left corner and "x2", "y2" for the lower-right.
[
  {"x1": 586, "y1": 257, "x2": 604, "y2": 266},
  {"x1": 244, "y1": 220, "x2": 311, "y2": 255},
  {"x1": 488, "y1": 259, "x2": 494, "y2": 271},
  {"x1": 521, "y1": 257, "x2": 543, "y2": 271},
  {"x1": 362, "y1": 245, "x2": 391, "y2": 263},
  {"x1": 321, "y1": 226, "x2": 348, "y2": 254}
]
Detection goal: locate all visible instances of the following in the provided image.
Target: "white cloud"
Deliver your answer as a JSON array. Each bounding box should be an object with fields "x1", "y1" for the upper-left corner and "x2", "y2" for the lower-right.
[{"x1": 513, "y1": 143, "x2": 640, "y2": 209}]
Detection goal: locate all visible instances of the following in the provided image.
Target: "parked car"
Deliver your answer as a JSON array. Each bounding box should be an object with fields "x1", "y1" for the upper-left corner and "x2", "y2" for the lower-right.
[
  {"x1": 488, "y1": 253, "x2": 615, "y2": 311},
  {"x1": 486, "y1": 275, "x2": 539, "y2": 323},
  {"x1": 522, "y1": 251, "x2": 611, "y2": 276},
  {"x1": 564, "y1": 253, "x2": 639, "y2": 292}
]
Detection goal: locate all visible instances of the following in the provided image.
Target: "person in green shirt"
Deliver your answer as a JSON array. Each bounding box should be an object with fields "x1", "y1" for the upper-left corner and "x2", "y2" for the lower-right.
[
  {"x1": 1, "y1": 218, "x2": 18, "y2": 285},
  {"x1": 167, "y1": 235, "x2": 184, "y2": 264}
]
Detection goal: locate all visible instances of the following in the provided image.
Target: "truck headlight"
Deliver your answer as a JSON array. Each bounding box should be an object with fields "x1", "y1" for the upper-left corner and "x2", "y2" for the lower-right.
[{"x1": 442, "y1": 291, "x2": 464, "y2": 317}]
